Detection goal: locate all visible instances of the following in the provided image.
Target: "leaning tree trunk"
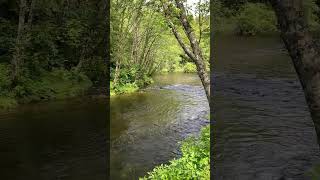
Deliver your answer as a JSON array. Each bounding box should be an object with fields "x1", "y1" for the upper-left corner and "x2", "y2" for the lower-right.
[
  {"x1": 161, "y1": 0, "x2": 210, "y2": 102},
  {"x1": 270, "y1": 0, "x2": 320, "y2": 145}
]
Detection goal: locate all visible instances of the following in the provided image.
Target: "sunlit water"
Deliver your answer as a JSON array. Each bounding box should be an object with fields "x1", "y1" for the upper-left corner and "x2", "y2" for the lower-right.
[
  {"x1": 110, "y1": 73, "x2": 209, "y2": 179},
  {"x1": 0, "y1": 97, "x2": 107, "y2": 180},
  {"x1": 213, "y1": 35, "x2": 320, "y2": 180}
]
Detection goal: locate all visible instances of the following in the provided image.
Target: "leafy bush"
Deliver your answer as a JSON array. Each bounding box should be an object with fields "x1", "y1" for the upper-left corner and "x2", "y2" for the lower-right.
[
  {"x1": 141, "y1": 126, "x2": 210, "y2": 180},
  {"x1": 116, "y1": 83, "x2": 139, "y2": 94},
  {"x1": 110, "y1": 66, "x2": 154, "y2": 95},
  {"x1": 13, "y1": 69, "x2": 92, "y2": 103},
  {"x1": 236, "y1": 3, "x2": 277, "y2": 35},
  {"x1": 183, "y1": 62, "x2": 197, "y2": 73},
  {"x1": 111, "y1": 82, "x2": 139, "y2": 95},
  {"x1": 136, "y1": 74, "x2": 154, "y2": 88}
]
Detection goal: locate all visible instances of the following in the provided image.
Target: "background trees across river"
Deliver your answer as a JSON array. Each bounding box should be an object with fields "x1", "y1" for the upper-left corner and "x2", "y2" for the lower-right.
[
  {"x1": 0, "y1": 0, "x2": 107, "y2": 109},
  {"x1": 110, "y1": 0, "x2": 210, "y2": 96}
]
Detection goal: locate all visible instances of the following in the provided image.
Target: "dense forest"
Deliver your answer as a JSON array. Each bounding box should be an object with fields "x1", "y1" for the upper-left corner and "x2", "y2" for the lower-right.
[
  {"x1": 0, "y1": 0, "x2": 107, "y2": 109},
  {"x1": 110, "y1": 0, "x2": 210, "y2": 96}
]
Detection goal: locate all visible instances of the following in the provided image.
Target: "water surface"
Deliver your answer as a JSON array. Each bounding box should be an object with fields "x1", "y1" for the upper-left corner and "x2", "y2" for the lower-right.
[
  {"x1": 0, "y1": 97, "x2": 107, "y2": 180},
  {"x1": 213, "y1": 35, "x2": 320, "y2": 179},
  {"x1": 111, "y1": 73, "x2": 209, "y2": 179}
]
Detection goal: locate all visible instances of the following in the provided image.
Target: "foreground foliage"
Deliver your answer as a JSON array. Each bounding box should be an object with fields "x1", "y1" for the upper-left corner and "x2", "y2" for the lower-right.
[{"x1": 141, "y1": 126, "x2": 210, "y2": 180}]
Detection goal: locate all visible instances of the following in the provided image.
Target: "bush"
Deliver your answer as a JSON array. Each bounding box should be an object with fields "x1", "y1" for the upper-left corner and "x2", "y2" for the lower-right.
[
  {"x1": 136, "y1": 74, "x2": 154, "y2": 88},
  {"x1": 141, "y1": 126, "x2": 210, "y2": 180},
  {"x1": 13, "y1": 69, "x2": 92, "y2": 103},
  {"x1": 236, "y1": 3, "x2": 277, "y2": 36},
  {"x1": 110, "y1": 66, "x2": 155, "y2": 95},
  {"x1": 110, "y1": 81, "x2": 139, "y2": 95},
  {"x1": 116, "y1": 83, "x2": 139, "y2": 94},
  {"x1": 183, "y1": 62, "x2": 197, "y2": 73}
]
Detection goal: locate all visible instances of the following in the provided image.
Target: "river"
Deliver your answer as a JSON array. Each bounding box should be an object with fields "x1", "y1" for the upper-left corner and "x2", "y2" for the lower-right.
[
  {"x1": 110, "y1": 73, "x2": 209, "y2": 179},
  {"x1": 0, "y1": 97, "x2": 107, "y2": 180},
  {"x1": 213, "y1": 35, "x2": 320, "y2": 180}
]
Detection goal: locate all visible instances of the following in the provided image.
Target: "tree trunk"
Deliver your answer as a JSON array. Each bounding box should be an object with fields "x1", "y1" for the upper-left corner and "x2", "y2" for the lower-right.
[
  {"x1": 162, "y1": 0, "x2": 210, "y2": 102},
  {"x1": 113, "y1": 60, "x2": 121, "y2": 86},
  {"x1": 176, "y1": 0, "x2": 210, "y2": 101},
  {"x1": 11, "y1": 0, "x2": 35, "y2": 86},
  {"x1": 271, "y1": 0, "x2": 320, "y2": 145},
  {"x1": 11, "y1": 0, "x2": 27, "y2": 86}
]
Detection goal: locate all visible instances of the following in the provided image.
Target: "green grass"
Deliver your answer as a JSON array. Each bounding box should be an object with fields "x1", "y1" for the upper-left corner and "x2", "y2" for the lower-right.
[{"x1": 141, "y1": 125, "x2": 210, "y2": 180}]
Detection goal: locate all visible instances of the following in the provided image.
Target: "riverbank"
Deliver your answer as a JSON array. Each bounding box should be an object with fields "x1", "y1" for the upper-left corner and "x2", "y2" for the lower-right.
[
  {"x1": 0, "y1": 68, "x2": 93, "y2": 110},
  {"x1": 141, "y1": 125, "x2": 210, "y2": 179},
  {"x1": 110, "y1": 65, "x2": 198, "y2": 96},
  {"x1": 111, "y1": 73, "x2": 209, "y2": 179}
]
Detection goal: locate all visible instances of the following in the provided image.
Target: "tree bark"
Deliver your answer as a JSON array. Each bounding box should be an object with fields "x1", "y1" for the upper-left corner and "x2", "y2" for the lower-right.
[
  {"x1": 270, "y1": 0, "x2": 320, "y2": 145},
  {"x1": 11, "y1": 0, "x2": 27, "y2": 86},
  {"x1": 11, "y1": 0, "x2": 35, "y2": 86}
]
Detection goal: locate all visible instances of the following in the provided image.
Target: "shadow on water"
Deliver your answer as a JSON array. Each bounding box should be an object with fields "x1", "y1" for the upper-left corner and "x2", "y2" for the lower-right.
[
  {"x1": 110, "y1": 73, "x2": 209, "y2": 179},
  {"x1": 213, "y1": 35, "x2": 320, "y2": 180},
  {"x1": 0, "y1": 97, "x2": 107, "y2": 180}
]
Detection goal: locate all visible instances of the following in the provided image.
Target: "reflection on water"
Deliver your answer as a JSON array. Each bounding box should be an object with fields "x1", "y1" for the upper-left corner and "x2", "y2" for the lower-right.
[
  {"x1": 0, "y1": 97, "x2": 107, "y2": 180},
  {"x1": 213, "y1": 35, "x2": 320, "y2": 179},
  {"x1": 111, "y1": 73, "x2": 209, "y2": 179}
]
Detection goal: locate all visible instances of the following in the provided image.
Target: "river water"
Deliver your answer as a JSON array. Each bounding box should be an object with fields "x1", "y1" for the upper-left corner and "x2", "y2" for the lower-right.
[
  {"x1": 110, "y1": 73, "x2": 209, "y2": 179},
  {"x1": 213, "y1": 35, "x2": 320, "y2": 180},
  {"x1": 0, "y1": 97, "x2": 107, "y2": 180}
]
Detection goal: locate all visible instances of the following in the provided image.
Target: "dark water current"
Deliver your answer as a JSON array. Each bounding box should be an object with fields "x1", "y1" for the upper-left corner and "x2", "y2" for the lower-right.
[{"x1": 213, "y1": 35, "x2": 320, "y2": 180}]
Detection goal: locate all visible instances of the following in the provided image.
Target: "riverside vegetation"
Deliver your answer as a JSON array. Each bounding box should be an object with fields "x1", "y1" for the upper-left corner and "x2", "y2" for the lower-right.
[
  {"x1": 212, "y1": 0, "x2": 320, "y2": 35},
  {"x1": 110, "y1": 0, "x2": 209, "y2": 96},
  {"x1": 111, "y1": 0, "x2": 211, "y2": 178},
  {"x1": 0, "y1": 0, "x2": 107, "y2": 109}
]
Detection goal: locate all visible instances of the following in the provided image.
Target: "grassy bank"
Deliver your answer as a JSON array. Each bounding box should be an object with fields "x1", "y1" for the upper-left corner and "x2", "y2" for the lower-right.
[
  {"x1": 0, "y1": 64, "x2": 92, "y2": 110},
  {"x1": 110, "y1": 63, "x2": 198, "y2": 96},
  {"x1": 141, "y1": 125, "x2": 210, "y2": 180}
]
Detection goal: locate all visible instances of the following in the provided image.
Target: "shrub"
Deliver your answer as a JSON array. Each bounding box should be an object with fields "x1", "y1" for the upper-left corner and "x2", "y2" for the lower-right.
[
  {"x1": 183, "y1": 62, "x2": 197, "y2": 73},
  {"x1": 111, "y1": 81, "x2": 139, "y2": 95},
  {"x1": 13, "y1": 69, "x2": 92, "y2": 103},
  {"x1": 136, "y1": 74, "x2": 154, "y2": 88},
  {"x1": 236, "y1": 3, "x2": 277, "y2": 36},
  {"x1": 141, "y1": 126, "x2": 210, "y2": 180}
]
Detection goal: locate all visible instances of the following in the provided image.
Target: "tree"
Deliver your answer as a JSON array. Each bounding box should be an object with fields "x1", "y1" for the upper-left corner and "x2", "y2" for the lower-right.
[
  {"x1": 161, "y1": 0, "x2": 210, "y2": 101},
  {"x1": 270, "y1": 0, "x2": 320, "y2": 145},
  {"x1": 11, "y1": 0, "x2": 35, "y2": 86}
]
